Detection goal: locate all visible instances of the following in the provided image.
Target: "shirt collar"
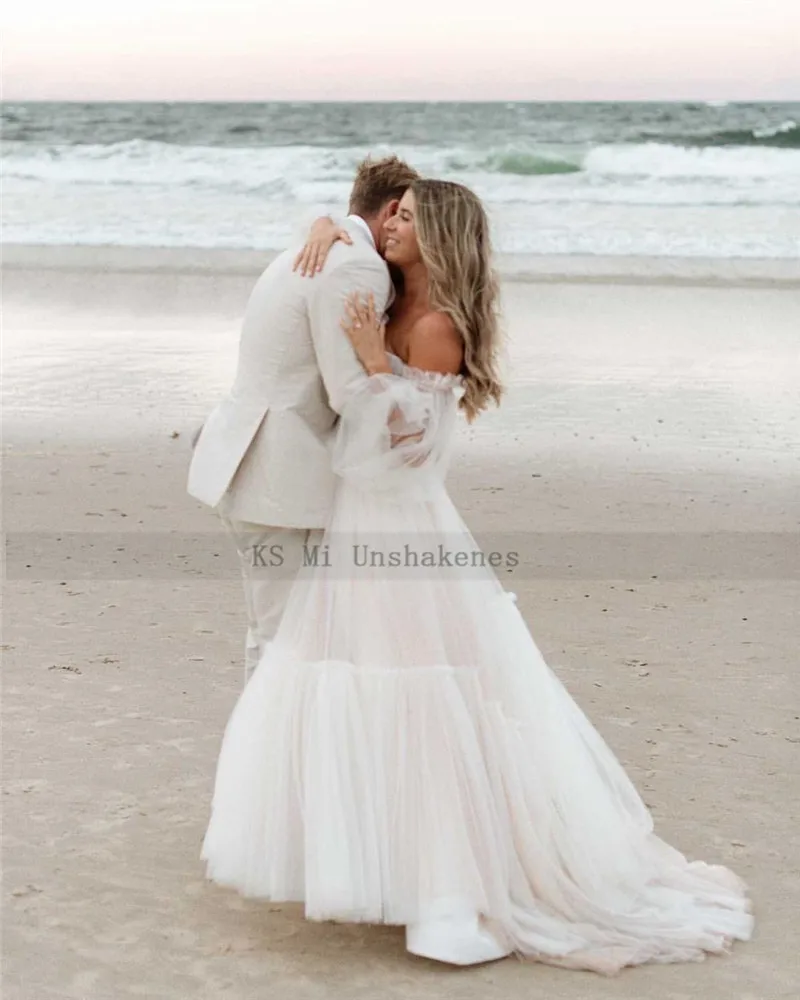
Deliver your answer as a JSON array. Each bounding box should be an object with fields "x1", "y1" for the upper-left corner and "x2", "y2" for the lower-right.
[{"x1": 346, "y1": 214, "x2": 376, "y2": 249}]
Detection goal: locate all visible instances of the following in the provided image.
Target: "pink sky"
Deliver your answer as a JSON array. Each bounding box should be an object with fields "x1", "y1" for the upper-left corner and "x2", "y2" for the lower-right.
[{"x1": 3, "y1": 0, "x2": 799, "y2": 101}]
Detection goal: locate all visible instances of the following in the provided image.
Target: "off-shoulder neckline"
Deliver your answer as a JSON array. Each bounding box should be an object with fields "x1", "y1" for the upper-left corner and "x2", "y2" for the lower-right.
[{"x1": 387, "y1": 352, "x2": 464, "y2": 386}]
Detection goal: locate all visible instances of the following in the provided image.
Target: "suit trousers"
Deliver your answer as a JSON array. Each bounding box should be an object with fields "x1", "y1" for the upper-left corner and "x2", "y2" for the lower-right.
[{"x1": 222, "y1": 517, "x2": 323, "y2": 686}]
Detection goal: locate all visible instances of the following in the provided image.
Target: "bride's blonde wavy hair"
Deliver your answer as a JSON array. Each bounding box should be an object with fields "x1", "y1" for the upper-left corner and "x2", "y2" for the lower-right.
[{"x1": 410, "y1": 179, "x2": 503, "y2": 421}]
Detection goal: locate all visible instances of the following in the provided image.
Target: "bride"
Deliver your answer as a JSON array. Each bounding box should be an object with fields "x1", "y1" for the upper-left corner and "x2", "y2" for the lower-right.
[{"x1": 201, "y1": 179, "x2": 754, "y2": 971}]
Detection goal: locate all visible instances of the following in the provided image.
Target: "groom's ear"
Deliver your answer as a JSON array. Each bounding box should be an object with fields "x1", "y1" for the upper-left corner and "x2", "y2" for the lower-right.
[{"x1": 384, "y1": 198, "x2": 401, "y2": 219}]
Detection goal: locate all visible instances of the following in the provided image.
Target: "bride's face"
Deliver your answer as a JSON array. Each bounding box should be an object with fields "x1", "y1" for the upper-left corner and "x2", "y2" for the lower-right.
[{"x1": 382, "y1": 189, "x2": 421, "y2": 266}]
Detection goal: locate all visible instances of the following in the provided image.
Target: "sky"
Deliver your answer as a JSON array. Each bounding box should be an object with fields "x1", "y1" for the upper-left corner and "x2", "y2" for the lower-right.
[{"x1": 3, "y1": 0, "x2": 799, "y2": 102}]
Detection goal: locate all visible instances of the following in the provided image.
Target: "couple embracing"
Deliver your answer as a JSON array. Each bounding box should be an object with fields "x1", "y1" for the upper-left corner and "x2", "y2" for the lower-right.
[{"x1": 188, "y1": 157, "x2": 752, "y2": 971}]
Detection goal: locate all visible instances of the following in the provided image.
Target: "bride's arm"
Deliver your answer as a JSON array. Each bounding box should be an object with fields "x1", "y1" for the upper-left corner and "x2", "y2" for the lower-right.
[
  {"x1": 342, "y1": 292, "x2": 461, "y2": 377},
  {"x1": 334, "y1": 293, "x2": 464, "y2": 478},
  {"x1": 339, "y1": 291, "x2": 419, "y2": 449},
  {"x1": 293, "y1": 216, "x2": 352, "y2": 276},
  {"x1": 340, "y1": 291, "x2": 392, "y2": 375},
  {"x1": 332, "y1": 364, "x2": 462, "y2": 487}
]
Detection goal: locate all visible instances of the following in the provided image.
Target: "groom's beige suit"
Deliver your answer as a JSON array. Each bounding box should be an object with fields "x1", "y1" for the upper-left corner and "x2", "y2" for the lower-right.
[{"x1": 188, "y1": 217, "x2": 392, "y2": 682}]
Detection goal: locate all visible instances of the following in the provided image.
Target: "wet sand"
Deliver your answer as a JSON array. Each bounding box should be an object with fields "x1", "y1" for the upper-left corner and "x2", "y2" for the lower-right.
[{"x1": 3, "y1": 247, "x2": 799, "y2": 999}]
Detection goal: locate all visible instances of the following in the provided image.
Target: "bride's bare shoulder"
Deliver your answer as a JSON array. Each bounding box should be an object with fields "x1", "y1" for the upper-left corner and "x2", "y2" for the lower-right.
[{"x1": 405, "y1": 312, "x2": 463, "y2": 376}]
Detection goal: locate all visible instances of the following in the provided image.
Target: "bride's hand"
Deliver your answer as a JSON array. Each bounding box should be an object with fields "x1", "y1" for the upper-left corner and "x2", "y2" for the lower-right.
[
  {"x1": 341, "y1": 292, "x2": 392, "y2": 375},
  {"x1": 293, "y1": 217, "x2": 352, "y2": 276}
]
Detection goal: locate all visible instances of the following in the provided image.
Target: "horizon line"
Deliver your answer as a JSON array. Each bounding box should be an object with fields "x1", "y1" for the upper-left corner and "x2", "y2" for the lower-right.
[{"x1": 5, "y1": 97, "x2": 799, "y2": 105}]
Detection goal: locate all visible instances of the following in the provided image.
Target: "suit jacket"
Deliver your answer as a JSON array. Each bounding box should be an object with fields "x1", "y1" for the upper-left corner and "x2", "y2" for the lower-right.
[{"x1": 187, "y1": 218, "x2": 392, "y2": 527}]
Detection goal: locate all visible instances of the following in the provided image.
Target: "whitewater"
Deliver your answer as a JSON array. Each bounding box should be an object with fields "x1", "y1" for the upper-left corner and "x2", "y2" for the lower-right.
[{"x1": 3, "y1": 102, "x2": 799, "y2": 258}]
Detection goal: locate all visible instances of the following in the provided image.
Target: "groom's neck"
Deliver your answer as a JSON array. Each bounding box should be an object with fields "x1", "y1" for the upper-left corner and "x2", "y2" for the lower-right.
[{"x1": 360, "y1": 215, "x2": 382, "y2": 249}]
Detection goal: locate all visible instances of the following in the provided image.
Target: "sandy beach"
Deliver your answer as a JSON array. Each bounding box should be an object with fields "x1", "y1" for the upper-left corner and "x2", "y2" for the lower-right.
[{"x1": 3, "y1": 246, "x2": 799, "y2": 1000}]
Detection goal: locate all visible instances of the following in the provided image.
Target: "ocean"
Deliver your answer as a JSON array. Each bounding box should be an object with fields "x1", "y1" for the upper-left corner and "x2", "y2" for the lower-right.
[{"x1": 3, "y1": 101, "x2": 799, "y2": 259}]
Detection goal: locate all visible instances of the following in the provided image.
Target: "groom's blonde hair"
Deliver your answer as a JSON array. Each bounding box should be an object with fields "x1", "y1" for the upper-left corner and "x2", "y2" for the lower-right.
[{"x1": 348, "y1": 155, "x2": 419, "y2": 218}]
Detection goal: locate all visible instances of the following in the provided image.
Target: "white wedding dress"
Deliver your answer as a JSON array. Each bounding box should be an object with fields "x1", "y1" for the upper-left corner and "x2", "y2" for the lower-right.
[{"x1": 201, "y1": 355, "x2": 753, "y2": 974}]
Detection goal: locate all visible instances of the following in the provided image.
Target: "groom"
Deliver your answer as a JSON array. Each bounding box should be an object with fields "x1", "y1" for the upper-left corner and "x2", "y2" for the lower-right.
[{"x1": 188, "y1": 156, "x2": 419, "y2": 685}]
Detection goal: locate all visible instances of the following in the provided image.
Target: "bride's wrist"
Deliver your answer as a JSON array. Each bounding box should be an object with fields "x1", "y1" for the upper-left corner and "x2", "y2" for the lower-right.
[
  {"x1": 310, "y1": 214, "x2": 336, "y2": 235},
  {"x1": 363, "y1": 352, "x2": 392, "y2": 376}
]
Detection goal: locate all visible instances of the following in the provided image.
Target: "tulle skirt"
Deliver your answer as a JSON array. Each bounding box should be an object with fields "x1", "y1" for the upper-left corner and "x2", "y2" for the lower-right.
[{"x1": 202, "y1": 484, "x2": 753, "y2": 974}]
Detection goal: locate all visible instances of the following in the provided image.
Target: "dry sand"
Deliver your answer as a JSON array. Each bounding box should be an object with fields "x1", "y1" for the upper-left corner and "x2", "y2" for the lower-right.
[{"x1": 3, "y1": 247, "x2": 799, "y2": 999}]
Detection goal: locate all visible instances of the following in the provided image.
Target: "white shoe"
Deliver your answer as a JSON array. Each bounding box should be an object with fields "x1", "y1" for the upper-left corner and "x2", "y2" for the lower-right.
[{"x1": 406, "y1": 899, "x2": 511, "y2": 966}]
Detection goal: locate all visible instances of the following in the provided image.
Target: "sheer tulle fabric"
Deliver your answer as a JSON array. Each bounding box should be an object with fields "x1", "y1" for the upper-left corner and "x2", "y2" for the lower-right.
[{"x1": 202, "y1": 357, "x2": 753, "y2": 974}]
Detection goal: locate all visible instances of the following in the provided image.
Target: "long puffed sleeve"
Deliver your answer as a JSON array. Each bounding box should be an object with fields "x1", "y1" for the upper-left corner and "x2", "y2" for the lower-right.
[{"x1": 331, "y1": 361, "x2": 464, "y2": 494}]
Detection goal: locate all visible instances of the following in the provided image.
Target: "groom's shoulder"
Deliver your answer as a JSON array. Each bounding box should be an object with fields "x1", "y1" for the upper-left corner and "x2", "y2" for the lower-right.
[
  {"x1": 251, "y1": 248, "x2": 293, "y2": 284},
  {"x1": 325, "y1": 237, "x2": 384, "y2": 274},
  {"x1": 325, "y1": 221, "x2": 388, "y2": 277},
  {"x1": 315, "y1": 245, "x2": 389, "y2": 303}
]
